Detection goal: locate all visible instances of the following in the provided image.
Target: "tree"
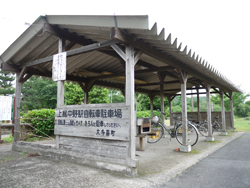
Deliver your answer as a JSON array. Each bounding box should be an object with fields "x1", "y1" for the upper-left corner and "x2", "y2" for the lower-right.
[
  {"x1": 65, "y1": 82, "x2": 84, "y2": 105},
  {"x1": 89, "y1": 86, "x2": 109, "y2": 104},
  {"x1": 0, "y1": 70, "x2": 15, "y2": 96},
  {"x1": 211, "y1": 89, "x2": 250, "y2": 117},
  {"x1": 109, "y1": 89, "x2": 125, "y2": 103},
  {"x1": 65, "y1": 83, "x2": 110, "y2": 104},
  {"x1": 21, "y1": 76, "x2": 57, "y2": 111}
]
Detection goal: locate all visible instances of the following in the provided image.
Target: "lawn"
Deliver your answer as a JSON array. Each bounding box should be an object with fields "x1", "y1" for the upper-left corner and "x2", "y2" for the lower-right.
[{"x1": 234, "y1": 118, "x2": 250, "y2": 132}]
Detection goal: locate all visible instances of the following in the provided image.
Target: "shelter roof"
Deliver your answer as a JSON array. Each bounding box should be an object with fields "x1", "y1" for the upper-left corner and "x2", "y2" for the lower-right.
[{"x1": 0, "y1": 15, "x2": 242, "y2": 96}]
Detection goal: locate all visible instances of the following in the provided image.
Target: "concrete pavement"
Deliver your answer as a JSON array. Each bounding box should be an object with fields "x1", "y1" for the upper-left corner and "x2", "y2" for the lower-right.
[
  {"x1": 0, "y1": 131, "x2": 244, "y2": 188},
  {"x1": 159, "y1": 132, "x2": 250, "y2": 188}
]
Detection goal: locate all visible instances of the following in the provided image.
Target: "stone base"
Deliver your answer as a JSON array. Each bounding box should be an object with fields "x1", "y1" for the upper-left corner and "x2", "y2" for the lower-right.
[
  {"x1": 221, "y1": 132, "x2": 228, "y2": 136},
  {"x1": 12, "y1": 141, "x2": 138, "y2": 176},
  {"x1": 206, "y1": 137, "x2": 215, "y2": 141},
  {"x1": 180, "y1": 145, "x2": 191, "y2": 153}
]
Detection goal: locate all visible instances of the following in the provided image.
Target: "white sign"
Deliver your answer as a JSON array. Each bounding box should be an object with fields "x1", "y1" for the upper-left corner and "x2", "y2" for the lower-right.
[
  {"x1": 52, "y1": 52, "x2": 67, "y2": 81},
  {"x1": 54, "y1": 105, "x2": 130, "y2": 141},
  {"x1": 0, "y1": 96, "x2": 12, "y2": 120}
]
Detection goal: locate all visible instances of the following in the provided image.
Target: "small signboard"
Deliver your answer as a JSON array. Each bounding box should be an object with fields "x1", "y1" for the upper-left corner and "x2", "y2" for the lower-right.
[
  {"x1": 52, "y1": 52, "x2": 67, "y2": 81},
  {"x1": 54, "y1": 104, "x2": 130, "y2": 141},
  {"x1": 0, "y1": 96, "x2": 13, "y2": 120}
]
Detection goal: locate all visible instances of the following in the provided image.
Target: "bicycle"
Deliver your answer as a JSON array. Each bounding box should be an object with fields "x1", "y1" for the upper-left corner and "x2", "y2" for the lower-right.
[
  {"x1": 212, "y1": 116, "x2": 222, "y2": 131},
  {"x1": 188, "y1": 116, "x2": 209, "y2": 137},
  {"x1": 147, "y1": 111, "x2": 199, "y2": 146}
]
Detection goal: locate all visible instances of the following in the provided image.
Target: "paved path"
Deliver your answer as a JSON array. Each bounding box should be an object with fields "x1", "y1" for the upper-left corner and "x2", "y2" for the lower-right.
[
  {"x1": 0, "y1": 132, "x2": 245, "y2": 187},
  {"x1": 159, "y1": 132, "x2": 250, "y2": 188}
]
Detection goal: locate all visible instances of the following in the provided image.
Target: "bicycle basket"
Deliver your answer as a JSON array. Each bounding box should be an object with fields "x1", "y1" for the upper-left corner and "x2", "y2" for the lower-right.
[{"x1": 152, "y1": 116, "x2": 159, "y2": 123}]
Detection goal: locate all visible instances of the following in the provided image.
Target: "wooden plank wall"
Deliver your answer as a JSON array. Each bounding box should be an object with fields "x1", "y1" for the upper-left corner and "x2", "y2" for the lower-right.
[
  {"x1": 59, "y1": 136, "x2": 129, "y2": 165},
  {"x1": 171, "y1": 111, "x2": 233, "y2": 129},
  {"x1": 54, "y1": 103, "x2": 133, "y2": 167}
]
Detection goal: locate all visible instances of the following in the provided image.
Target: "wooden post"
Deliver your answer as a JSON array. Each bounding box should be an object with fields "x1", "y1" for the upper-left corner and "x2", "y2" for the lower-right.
[
  {"x1": 204, "y1": 82, "x2": 214, "y2": 141},
  {"x1": 56, "y1": 38, "x2": 66, "y2": 148},
  {"x1": 148, "y1": 93, "x2": 156, "y2": 118},
  {"x1": 180, "y1": 71, "x2": 188, "y2": 147},
  {"x1": 220, "y1": 89, "x2": 227, "y2": 135},
  {"x1": 14, "y1": 72, "x2": 22, "y2": 142},
  {"x1": 157, "y1": 72, "x2": 166, "y2": 123},
  {"x1": 191, "y1": 89, "x2": 194, "y2": 112},
  {"x1": 84, "y1": 92, "x2": 89, "y2": 104},
  {"x1": 229, "y1": 92, "x2": 235, "y2": 129},
  {"x1": 167, "y1": 96, "x2": 175, "y2": 126},
  {"x1": 57, "y1": 38, "x2": 65, "y2": 107},
  {"x1": 78, "y1": 81, "x2": 94, "y2": 104},
  {"x1": 196, "y1": 87, "x2": 200, "y2": 122},
  {"x1": 125, "y1": 45, "x2": 136, "y2": 159}
]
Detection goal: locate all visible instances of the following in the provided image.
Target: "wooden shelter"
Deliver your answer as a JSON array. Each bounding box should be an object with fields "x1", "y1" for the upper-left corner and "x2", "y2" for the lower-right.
[{"x1": 0, "y1": 15, "x2": 242, "y2": 175}]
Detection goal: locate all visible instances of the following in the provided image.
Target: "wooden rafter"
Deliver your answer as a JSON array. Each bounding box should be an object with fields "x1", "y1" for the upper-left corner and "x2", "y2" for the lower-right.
[
  {"x1": 110, "y1": 27, "x2": 233, "y2": 92},
  {"x1": 19, "y1": 40, "x2": 118, "y2": 68}
]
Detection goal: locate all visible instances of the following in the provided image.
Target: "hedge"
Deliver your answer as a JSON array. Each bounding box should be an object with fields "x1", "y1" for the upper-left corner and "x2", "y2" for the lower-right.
[{"x1": 22, "y1": 109, "x2": 55, "y2": 137}]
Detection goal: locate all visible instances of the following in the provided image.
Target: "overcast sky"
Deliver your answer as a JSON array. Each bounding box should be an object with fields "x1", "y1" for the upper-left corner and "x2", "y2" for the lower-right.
[{"x1": 1, "y1": 0, "x2": 249, "y2": 95}]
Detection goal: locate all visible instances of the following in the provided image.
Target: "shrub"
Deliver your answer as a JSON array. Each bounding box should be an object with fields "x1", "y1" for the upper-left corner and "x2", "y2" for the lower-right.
[
  {"x1": 137, "y1": 110, "x2": 167, "y2": 118},
  {"x1": 22, "y1": 109, "x2": 55, "y2": 137}
]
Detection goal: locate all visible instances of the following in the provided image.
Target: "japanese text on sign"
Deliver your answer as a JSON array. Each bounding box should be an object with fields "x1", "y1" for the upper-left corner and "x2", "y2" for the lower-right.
[
  {"x1": 55, "y1": 106, "x2": 130, "y2": 141},
  {"x1": 0, "y1": 96, "x2": 13, "y2": 120},
  {"x1": 52, "y1": 52, "x2": 67, "y2": 81},
  {"x1": 57, "y1": 109, "x2": 122, "y2": 118}
]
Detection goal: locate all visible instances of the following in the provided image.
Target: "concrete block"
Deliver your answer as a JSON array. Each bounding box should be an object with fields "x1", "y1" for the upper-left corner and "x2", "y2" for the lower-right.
[
  {"x1": 221, "y1": 132, "x2": 228, "y2": 136},
  {"x1": 206, "y1": 137, "x2": 214, "y2": 141},
  {"x1": 180, "y1": 145, "x2": 191, "y2": 153}
]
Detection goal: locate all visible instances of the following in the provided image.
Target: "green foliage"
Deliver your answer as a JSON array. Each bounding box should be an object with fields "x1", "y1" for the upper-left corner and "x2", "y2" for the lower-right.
[
  {"x1": 137, "y1": 110, "x2": 161, "y2": 118},
  {"x1": 109, "y1": 90, "x2": 125, "y2": 103},
  {"x1": 211, "y1": 89, "x2": 250, "y2": 117},
  {"x1": 89, "y1": 86, "x2": 109, "y2": 104},
  {"x1": 22, "y1": 109, "x2": 55, "y2": 136},
  {"x1": 21, "y1": 76, "x2": 57, "y2": 111},
  {"x1": 65, "y1": 83, "x2": 110, "y2": 105},
  {"x1": 0, "y1": 70, "x2": 15, "y2": 96},
  {"x1": 2, "y1": 134, "x2": 14, "y2": 143},
  {"x1": 65, "y1": 82, "x2": 84, "y2": 105}
]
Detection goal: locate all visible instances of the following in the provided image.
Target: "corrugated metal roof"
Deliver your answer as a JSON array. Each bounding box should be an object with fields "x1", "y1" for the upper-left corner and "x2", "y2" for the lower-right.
[{"x1": 0, "y1": 15, "x2": 242, "y2": 96}]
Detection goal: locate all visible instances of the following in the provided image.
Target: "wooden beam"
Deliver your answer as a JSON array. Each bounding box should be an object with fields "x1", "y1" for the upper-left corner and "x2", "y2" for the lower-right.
[
  {"x1": 110, "y1": 27, "x2": 232, "y2": 92},
  {"x1": 20, "y1": 74, "x2": 32, "y2": 84},
  {"x1": 19, "y1": 40, "x2": 118, "y2": 68},
  {"x1": 88, "y1": 66, "x2": 171, "y2": 81},
  {"x1": 44, "y1": 24, "x2": 94, "y2": 46},
  {"x1": 18, "y1": 67, "x2": 28, "y2": 82},
  {"x1": 45, "y1": 23, "x2": 125, "y2": 63},
  {"x1": 111, "y1": 44, "x2": 126, "y2": 61},
  {"x1": 1, "y1": 62, "x2": 19, "y2": 72},
  {"x1": 175, "y1": 92, "x2": 217, "y2": 96},
  {"x1": 134, "y1": 50, "x2": 143, "y2": 65},
  {"x1": 136, "y1": 80, "x2": 180, "y2": 87}
]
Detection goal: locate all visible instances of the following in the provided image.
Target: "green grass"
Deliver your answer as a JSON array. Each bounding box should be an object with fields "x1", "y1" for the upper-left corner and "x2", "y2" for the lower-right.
[
  {"x1": 2, "y1": 135, "x2": 14, "y2": 143},
  {"x1": 234, "y1": 118, "x2": 250, "y2": 132}
]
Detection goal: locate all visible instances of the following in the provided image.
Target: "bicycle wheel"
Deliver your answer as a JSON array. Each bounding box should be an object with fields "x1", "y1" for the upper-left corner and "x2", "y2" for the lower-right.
[
  {"x1": 198, "y1": 123, "x2": 208, "y2": 137},
  {"x1": 175, "y1": 123, "x2": 199, "y2": 146},
  {"x1": 147, "y1": 122, "x2": 164, "y2": 143}
]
